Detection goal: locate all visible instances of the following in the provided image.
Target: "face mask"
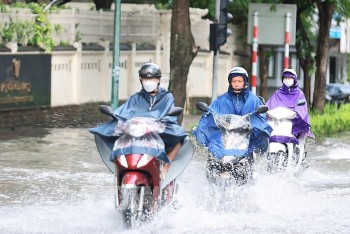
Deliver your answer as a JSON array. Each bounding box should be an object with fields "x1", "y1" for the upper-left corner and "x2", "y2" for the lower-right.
[
  {"x1": 142, "y1": 80, "x2": 158, "y2": 92},
  {"x1": 283, "y1": 78, "x2": 294, "y2": 87}
]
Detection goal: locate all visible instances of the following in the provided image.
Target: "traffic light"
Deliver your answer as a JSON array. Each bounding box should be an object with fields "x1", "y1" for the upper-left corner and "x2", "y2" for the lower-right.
[
  {"x1": 219, "y1": 0, "x2": 232, "y2": 25},
  {"x1": 210, "y1": 0, "x2": 233, "y2": 54}
]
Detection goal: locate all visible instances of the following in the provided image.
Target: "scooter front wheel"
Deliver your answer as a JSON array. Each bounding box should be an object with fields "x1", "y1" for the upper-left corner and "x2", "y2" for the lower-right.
[
  {"x1": 120, "y1": 185, "x2": 140, "y2": 228},
  {"x1": 119, "y1": 185, "x2": 153, "y2": 228},
  {"x1": 267, "y1": 151, "x2": 286, "y2": 173}
]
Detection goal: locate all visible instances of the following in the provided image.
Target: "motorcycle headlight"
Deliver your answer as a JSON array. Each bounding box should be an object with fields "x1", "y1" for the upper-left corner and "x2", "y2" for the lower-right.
[
  {"x1": 222, "y1": 156, "x2": 242, "y2": 165},
  {"x1": 116, "y1": 155, "x2": 128, "y2": 167},
  {"x1": 137, "y1": 154, "x2": 153, "y2": 168},
  {"x1": 127, "y1": 124, "x2": 148, "y2": 137}
]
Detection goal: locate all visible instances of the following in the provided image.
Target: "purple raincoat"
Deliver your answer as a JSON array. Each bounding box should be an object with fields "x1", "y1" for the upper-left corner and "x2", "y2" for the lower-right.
[{"x1": 266, "y1": 78, "x2": 314, "y2": 138}]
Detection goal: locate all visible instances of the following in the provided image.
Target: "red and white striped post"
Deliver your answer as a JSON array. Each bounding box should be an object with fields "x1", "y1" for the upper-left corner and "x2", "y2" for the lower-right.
[
  {"x1": 284, "y1": 12, "x2": 291, "y2": 69},
  {"x1": 251, "y1": 11, "x2": 259, "y2": 95}
]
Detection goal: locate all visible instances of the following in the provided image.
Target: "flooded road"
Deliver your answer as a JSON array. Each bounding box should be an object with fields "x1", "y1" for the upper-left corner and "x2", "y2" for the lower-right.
[{"x1": 1, "y1": 128, "x2": 350, "y2": 234}]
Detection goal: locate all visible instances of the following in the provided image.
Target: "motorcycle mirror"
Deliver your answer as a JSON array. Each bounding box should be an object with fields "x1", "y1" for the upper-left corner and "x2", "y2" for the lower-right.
[
  {"x1": 196, "y1": 102, "x2": 209, "y2": 112},
  {"x1": 167, "y1": 107, "x2": 183, "y2": 116},
  {"x1": 255, "y1": 105, "x2": 268, "y2": 114},
  {"x1": 297, "y1": 99, "x2": 306, "y2": 106},
  {"x1": 99, "y1": 105, "x2": 117, "y2": 119}
]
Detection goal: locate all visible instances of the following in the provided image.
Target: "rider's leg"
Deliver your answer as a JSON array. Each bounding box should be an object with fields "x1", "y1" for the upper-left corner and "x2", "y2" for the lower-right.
[
  {"x1": 296, "y1": 132, "x2": 307, "y2": 167},
  {"x1": 163, "y1": 142, "x2": 182, "y2": 173}
]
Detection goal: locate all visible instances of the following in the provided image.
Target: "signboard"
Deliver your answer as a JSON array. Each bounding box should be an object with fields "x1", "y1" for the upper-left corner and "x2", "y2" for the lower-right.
[
  {"x1": 0, "y1": 54, "x2": 51, "y2": 110},
  {"x1": 330, "y1": 14, "x2": 342, "y2": 39},
  {"x1": 247, "y1": 3, "x2": 297, "y2": 45}
]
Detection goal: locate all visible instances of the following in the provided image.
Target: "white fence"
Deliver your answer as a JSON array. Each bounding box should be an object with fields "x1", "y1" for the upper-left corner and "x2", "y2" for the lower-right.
[{"x1": 50, "y1": 42, "x2": 233, "y2": 108}]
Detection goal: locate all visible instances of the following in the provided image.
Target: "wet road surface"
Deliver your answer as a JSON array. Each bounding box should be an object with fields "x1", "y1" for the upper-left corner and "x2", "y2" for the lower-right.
[{"x1": 0, "y1": 127, "x2": 350, "y2": 233}]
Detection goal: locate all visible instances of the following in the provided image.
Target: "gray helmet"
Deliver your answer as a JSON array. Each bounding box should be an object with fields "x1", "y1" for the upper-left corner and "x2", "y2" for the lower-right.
[{"x1": 138, "y1": 63, "x2": 162, "y2": 78}]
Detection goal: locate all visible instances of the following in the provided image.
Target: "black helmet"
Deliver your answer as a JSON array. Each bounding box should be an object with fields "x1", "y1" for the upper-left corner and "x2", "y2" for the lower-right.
[{"x1": 138, "y1": 63, "x2": 162, "y2": 78}]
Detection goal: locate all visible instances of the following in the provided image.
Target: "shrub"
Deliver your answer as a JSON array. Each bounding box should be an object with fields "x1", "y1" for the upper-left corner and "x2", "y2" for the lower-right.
[{"x1": 310, "y1": 103, "x2": 350, "y2": 137}]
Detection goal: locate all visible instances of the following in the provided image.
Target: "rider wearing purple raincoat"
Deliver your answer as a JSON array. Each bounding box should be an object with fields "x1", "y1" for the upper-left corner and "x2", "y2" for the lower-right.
[{"x1": 266, "y1": 69, "x2": 314, "y2": 142}]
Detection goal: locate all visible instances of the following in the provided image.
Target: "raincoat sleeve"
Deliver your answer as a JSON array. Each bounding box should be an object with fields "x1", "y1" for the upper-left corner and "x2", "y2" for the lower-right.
[
  {"x1": 250, "y1": 112, "x2": 273, "y2": 139},
  {"x1": 293, "y1": 97, "x2": 314, "y2": 138},
  {"x1": 193, "y1": 112, "x2": 228, "y2": 157},
  {"x1": 193, "y1": 112, "x2": 218, "y2": 147}
]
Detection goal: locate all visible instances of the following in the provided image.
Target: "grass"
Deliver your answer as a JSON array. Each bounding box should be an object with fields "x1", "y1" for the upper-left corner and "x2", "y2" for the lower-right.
[{"x1": 310, "y1": 103, "x2": 350, "y2": 137}]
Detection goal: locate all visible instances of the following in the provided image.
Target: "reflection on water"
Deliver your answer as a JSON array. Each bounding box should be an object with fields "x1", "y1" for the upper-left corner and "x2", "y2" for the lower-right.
[{"x1": 0, "y1": 129, "x2": 350, "y2": 233}]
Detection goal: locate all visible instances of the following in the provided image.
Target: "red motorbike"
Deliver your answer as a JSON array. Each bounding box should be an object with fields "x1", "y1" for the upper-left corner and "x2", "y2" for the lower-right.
[{"x1": 91, "y1": 105, "x2": 193, "y2": 228}]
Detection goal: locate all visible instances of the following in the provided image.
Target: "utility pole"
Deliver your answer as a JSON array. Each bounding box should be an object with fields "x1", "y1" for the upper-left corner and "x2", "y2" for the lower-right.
[{"x1": 111, "y1": 0, "x2": 121, "y2": 109}]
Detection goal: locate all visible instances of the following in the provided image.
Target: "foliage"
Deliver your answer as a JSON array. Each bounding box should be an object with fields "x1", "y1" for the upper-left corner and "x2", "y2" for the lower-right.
[
  {"x1": 1, "y1": 17, "x2": 33, "y2": 46},
  {"x1": 0, "y1": 2, "x2": 63, "y2": 51},
  {"x1": 75, "y1": 23, "x2": 82, "y2": 42},
  {"x1": 29, "y1": 3, "x2": 54, "y2": 51},
  {"x1": 310, "y1": 103, "x2": 350, "y2": 137},
  {"x1": 0, "y1": 2, "x2": 9, "y2": 12}
]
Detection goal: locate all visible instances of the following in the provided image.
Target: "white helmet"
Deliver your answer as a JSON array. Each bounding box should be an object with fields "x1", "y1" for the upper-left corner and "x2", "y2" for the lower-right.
[
  {"x1": 282, "y1": 69, "x2": 297, "y2": 80},
  {"x1": 228, "y1": 67, "x2": 249, "y2": 84}
]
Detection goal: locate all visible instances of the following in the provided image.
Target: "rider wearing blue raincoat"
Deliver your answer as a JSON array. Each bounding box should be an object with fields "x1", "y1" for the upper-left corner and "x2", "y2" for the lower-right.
[
  {"x1": 193, "y1": 67, "x2": 272, "y2": 158},
  {"x1": 89, "y1": 63, "x2": 187, "y2": 164}
]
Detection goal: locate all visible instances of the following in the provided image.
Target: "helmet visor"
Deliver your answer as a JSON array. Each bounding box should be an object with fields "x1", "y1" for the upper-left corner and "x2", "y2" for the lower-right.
[
  {"x1": 282, "y1": 72, "x2": 296, "y2": 79},
  {"x1": 139, "y1": 67, "x2": 161, "y2": 78}
]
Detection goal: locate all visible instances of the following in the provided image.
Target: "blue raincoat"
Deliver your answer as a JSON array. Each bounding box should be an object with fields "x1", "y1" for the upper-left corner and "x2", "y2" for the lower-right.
[
  {"x1": 89, "y1": 87, "x2": 188, "y2": 163},
  {"x1": 193, "y1": 87, "x2": 272, "y2": 158}
]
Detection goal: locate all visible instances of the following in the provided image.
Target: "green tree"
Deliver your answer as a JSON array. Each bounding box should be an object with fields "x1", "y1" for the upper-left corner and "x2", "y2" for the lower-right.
[
  {"x1": 283, "y1": 0, "x2": 350, "y2": 111},
  {"x1": 294, "y1": 0, "x2": 316, "y2": 106}
]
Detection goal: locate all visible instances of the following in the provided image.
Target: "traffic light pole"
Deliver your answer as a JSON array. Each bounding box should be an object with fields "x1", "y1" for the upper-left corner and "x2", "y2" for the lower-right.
[
  {"x1": 212, "y1": 51, "x2": 219, "y2": 102},
  {"x1": 211, "y1": 0, "x2": 220, "y2": 102}
]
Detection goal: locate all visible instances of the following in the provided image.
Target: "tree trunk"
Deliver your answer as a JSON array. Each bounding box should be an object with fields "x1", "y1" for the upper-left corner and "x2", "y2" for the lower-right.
[
  {"x1": 258, "y1": 45, "x2": 268, "y2": 101},
  {"x1": 169, "y1": 0, "x2": 198, "y2": 124},
  {"x1": 302, "y1": 64, "x2": 313, "y2": 106},
  {"x1": 93, "y1": 0, "x2": 113, "y2": 10},
  {"x1": 312, "y1": 1, "x2": 335, "y2": 111}
]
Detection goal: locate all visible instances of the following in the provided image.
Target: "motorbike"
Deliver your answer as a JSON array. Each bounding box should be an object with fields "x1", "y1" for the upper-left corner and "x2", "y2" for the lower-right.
[
  {"x1": 90, "y1": 105, "x2": 193, "y2": 228},
  {"x1": 266, "y1": 100, "x2": 308, "y2": 174},
  {"x1": 195, "y1": 102, "x2": 269, "y2": 186}
]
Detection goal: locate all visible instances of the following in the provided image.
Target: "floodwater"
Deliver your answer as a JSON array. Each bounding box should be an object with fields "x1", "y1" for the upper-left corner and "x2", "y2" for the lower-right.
[{"x1": 0, "y1": 127, "x2": 350, "y2": 234}]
